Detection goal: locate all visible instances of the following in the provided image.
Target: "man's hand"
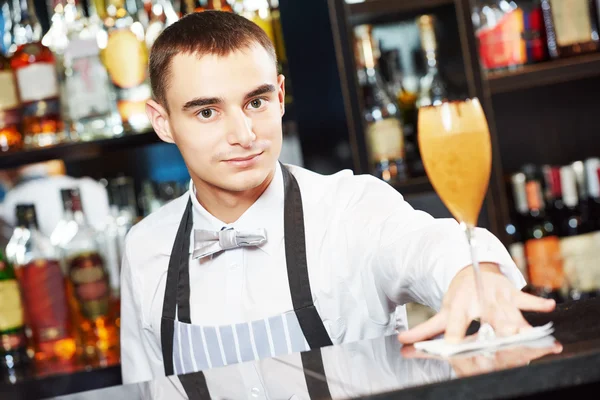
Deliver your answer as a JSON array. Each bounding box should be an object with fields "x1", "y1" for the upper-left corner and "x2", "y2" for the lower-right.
[{"x1": 397, "y1": 263, "x2": 557, "y2": 344}]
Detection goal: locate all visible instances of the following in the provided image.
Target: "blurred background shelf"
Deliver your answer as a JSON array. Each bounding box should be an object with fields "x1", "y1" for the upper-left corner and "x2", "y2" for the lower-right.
[
  {"x1": 391, "y1": 176, "x2": 433, "y2": 196},
  {"x1": 0, "y1": 131, "x2": 161, "y2": 170},
  {"x1": 486, "y1": 53, "x2": 600, "y2": 94},
  {"x1": 347, "y1": 0, "x2": 454, "y2": 25}
]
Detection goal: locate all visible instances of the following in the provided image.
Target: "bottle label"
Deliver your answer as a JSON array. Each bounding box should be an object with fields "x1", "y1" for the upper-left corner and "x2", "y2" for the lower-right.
[
  {"x1": 366, "y1": 118, "x2": 405, "y2": 162},
  {"x1": 0, "y1": 71, "x2": 19, "y2": 111},
  {"x1": 65, "y1": 38, "x2": 112, "y2": 121},
  {"x1": 525, "y1": 181, "x2": 542, "y2": 210},
  {"x1": 15, "y1": 63, "x2": 60, "y2": 103},
  {"x1": 549, "y1": 0, "x2": 593, "y2": 47},
  {"x1": 0, "y1": 278, "x2": 24, "y2": 332},
  {"x1": 525, "y1": 236, "x2": 564, "y2": 289},
  {"x1": 16, "y1": 259, "x2": 70, "y2": 343},
  {"x1": 103, "y1": 30, "x2": 148, "y2": 89},
  {"x1": 477, "y1": 8, "x2": 526, "y2": 70},
  {"x1": 560, "y1": 232, "x2": 599, "y2": 292},
  {"x1": 68, "y1": 252, "x2": 110, "y2": 320}
]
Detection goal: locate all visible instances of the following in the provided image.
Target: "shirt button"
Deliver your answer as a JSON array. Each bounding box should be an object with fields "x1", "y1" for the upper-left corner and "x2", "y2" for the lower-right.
[{"x1": 251, "y1": 387, "x2": 261, "y2": 397}]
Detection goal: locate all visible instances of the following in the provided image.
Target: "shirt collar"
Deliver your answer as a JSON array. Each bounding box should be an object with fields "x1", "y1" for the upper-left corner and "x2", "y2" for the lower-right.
[{"x1": 189, "y1": 162, "x2": 284, "y2": 256}]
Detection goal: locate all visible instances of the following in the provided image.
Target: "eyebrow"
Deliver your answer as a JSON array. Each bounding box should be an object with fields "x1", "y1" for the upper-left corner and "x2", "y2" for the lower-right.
[{"x1": 181, "y1": 84, "x2": 277, "y2": 112}]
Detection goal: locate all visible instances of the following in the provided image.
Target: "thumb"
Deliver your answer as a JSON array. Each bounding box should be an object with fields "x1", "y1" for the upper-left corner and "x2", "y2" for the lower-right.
[{"x1": 398, "y1": 310, "x2": 447, "y2": 344}]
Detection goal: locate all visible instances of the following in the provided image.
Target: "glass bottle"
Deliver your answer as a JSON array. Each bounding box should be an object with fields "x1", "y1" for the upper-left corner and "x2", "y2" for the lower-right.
[
  {"x1": 541, "y1": 0, "x2": 600, "y2": 58},
  {"x1": 0, "y1": 247, "x2": 31, "y2": 384},
  {"x1": 100, "y1": 0, "x2": 152, "y2": 133},
  {"x1": 50, "y1": 0, "x2": 124, "y2": 141},
  {"x1": 415, "y1": 15, "x2": 448, "y2": 108},
  {"x1": 12, "y1": 204, "x2": 79, "y2": 377},
  {"x1": 10, "y1": 0, "x2": 65, "y2": 148},
  {"x1": 354, "y1": 24, "x2": 407, "y2": 183},
  {"x1": 61, "y1": 188, "x2": 119, "y2": 367},
  {"x1": 207, "y1": 0, "x2": 233, "y2": 11},
  {"x1": 473, "y1": 0, "x2": 527, "y2": 73},
  {"x1": 0, "y1": 53, "x2": 23, "y2": 152}
]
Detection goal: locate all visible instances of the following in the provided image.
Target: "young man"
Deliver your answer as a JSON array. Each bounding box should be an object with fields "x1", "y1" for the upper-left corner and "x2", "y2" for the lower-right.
[{"x1": 120, "y1": 11, "x2": 555, "y2": 385}]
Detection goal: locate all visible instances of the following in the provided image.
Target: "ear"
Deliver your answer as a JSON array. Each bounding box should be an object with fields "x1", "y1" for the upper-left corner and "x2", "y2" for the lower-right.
[
  {"x1": 277, "y1": 74, "x2": 286, "y2": 117},
  {"x1": 146, "y1": 99, "x2": 175, "y2": 144}
]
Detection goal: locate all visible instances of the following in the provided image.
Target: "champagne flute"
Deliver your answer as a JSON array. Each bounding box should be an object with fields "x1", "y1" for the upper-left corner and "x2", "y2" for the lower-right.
[{"x1": 418, "y1": 98, "x2": 495, "y2": 342}]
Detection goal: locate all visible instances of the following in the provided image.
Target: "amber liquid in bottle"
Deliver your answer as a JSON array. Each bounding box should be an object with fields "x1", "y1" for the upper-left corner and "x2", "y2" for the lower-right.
[
  {"x1": 15, "y1": 259, "x2": 78, "y2": 376},
  {"x1": 10, "y1": 42, "x2": 64, "y2": 148},
  {"x1": 67, "y1": 252, "x2": 119, "y2": 367},
  {"x1": 0, "y1": 55, "x2": 23, "y2": 152}
]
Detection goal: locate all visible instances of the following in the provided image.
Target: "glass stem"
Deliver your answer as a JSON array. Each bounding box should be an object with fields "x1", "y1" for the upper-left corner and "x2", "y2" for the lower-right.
[{"x1": 462, "y1": 222, "x2": 495, "y2": 340}]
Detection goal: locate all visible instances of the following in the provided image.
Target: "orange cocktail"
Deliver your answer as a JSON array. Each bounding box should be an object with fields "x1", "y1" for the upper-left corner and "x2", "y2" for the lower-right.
[{"x1": 418, "y1": 99, "x2": 492, "y2": 228}]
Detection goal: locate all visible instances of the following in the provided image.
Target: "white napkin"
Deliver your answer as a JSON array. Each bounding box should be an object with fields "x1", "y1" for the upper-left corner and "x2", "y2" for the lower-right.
[{"x1": 413, "y1": 322, "x2": 555, "y2": 357}]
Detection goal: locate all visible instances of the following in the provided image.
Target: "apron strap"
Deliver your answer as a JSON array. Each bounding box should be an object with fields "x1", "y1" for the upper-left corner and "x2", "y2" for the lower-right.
[
  {"x1": 161, "y1": 199, "x2": 194, "y2": 376},
  {"x1": 178, "y1": 371, "x2": 211, "y2": 400},
  {"x1": 301, "y1": 349, "x2": 333, "y2": 399},
  {"x1": 282, "y1": 165, "x2": 333, "y2": 349}
]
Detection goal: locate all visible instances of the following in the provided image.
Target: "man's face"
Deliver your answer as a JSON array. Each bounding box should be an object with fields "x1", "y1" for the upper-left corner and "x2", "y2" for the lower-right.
[{"x1": 156, "y1": 44, "x2": 284, "y2": 193}]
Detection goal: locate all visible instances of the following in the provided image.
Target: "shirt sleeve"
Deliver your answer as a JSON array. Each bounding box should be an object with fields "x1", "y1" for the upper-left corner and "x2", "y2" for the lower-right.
[
  {"x1": 346, "y1": 176, "x2": 526, "y2": 313},
  {"x1": 120, "y1": 240, "x2": 155, "y2": 384}
]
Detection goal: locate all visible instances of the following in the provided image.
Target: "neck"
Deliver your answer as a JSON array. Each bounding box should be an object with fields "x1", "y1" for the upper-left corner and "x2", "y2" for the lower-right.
[{"x1": 192, "y1": 169, "x2": 276, "y2": 224}]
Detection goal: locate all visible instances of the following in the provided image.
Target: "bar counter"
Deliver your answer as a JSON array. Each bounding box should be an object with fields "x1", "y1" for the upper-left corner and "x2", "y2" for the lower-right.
[{"x1": 2, "y1": 297, "x2": 600, "y2": 400}]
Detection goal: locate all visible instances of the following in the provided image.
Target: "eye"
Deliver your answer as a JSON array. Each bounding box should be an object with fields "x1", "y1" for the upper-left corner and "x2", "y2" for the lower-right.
[
  {"x1": 249, "y1": 98, "x2": 264, "y2": 109},
  {"x1": 199, "y1": 109, "x2": 214, "y2": 119}
]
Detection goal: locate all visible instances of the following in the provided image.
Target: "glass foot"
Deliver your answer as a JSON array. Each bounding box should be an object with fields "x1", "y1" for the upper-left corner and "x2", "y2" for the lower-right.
[{"x1": 477, "y1": 322, "x2": 496, "y2": 342}]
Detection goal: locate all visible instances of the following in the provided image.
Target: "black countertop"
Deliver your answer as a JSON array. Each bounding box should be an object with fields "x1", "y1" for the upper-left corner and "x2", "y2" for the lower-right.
[{"x1": 2, "y1": 297, "x2": 600, "y2": 400}]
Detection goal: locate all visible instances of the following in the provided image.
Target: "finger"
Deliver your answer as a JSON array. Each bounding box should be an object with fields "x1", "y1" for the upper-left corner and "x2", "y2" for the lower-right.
[
  {"x1": 397, "y1": 311, "x2": 447, "y2": 344},
  {"x1": 514, "y1": 292, "x2": 556, "y2": 312},
  {"x1": 444, "y1": 304, "x2": 471, "y2": 344},
  {"x1": 494, "y1": 302, "x2": 531, "y2": 337}
]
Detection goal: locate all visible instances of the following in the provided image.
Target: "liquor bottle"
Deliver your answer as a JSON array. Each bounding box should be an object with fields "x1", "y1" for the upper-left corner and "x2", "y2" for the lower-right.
[
  {"x1": 61, "y1": 188, "x2": 119, "y2": 367},
  {"x1": 473, "y1": 0, "x2": 527, "y2": 72},
  {"x1": 1, "y1": 1, "x2": 12, "y2": 54},
  {"x1": 541, "y1": 164, "x2": 565, "y2": 229},
  {"x1": 12, "y1": 204, "x2": 78, "y2": 376},
  {"x1": 354, "y1": 24, "x2": 407, "y2": 183},
  {"x1": 415, "y1": 15, "x2": 448, "y2": 108},
  {"x1": 100, "y1": 0, "x2": 152, "y2": 133},
  {"x1": 57, "y1": 0, "x2": 124, "y2": 141},
  {"x1": 558, "y1": 166, "x2": 598, "y2": 301},
  {"x1": 0, "y1": 248, "x2": 31, "y2": 384},
  {"x1": 145, "y1": 0, "x2": 179, "y2": 49},
  {"x1": 571, "y1": 160, "x2": 594, "y2": 233},
  {"x1": 0, "y1": 53, "x2": 23, "y2": 152},
  {"x1": 521, "y1": 0, "x2": 548, "y2": 64},
  {"x1": 508, "y1": 172, "x2": 530, "y2": 282},
  {"x1": 584, "y1": 157, "x2": 600, "y2": 231},
  {"x1": 522, "y1": 174, "x2": 565, "y2": 302},
  {"x1": 541, "y1": 0, "x2": 600, "y2": 58},
  {"x1": 10, "y1": 0, "x2": 65, "y2": 148},
  {"x1": 240, "y1": 0, "x2": 275, "y2": 45}
]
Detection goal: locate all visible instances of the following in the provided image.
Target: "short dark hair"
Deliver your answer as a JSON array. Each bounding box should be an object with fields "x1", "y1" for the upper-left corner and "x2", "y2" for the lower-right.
[{"x1": 149, "y1": 11, "x2": 278, "y2": 111}]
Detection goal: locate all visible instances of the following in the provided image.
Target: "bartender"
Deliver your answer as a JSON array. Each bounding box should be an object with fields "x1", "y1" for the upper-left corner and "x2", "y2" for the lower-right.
[{"x1": 120, "y1": 11, "x2": 556, "y2": 385}]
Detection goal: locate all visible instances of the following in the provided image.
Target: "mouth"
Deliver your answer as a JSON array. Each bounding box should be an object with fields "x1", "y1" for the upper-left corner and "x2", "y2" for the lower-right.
[
  {"x1": 223, "y1": 151, "x2": 264, "y2": 167},
  {"x1": 225, "y1": 152, "x2": 263, "y2": 162}
]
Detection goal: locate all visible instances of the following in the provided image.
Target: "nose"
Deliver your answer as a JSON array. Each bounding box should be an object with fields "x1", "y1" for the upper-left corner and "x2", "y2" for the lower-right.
[{"x1": 226, "y1": 110, "x2": 256, "y2": 148}]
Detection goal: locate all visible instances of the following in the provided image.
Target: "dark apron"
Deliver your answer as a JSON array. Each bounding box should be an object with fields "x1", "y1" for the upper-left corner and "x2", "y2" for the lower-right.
[{"x1": 160, "y1": 165, "x2": 333, "y2": 398}]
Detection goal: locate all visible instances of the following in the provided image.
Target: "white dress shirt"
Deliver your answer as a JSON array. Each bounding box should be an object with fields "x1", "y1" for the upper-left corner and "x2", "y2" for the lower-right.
[{"x1": 120, "y1": 163, "x2": 526, "y2": 384}]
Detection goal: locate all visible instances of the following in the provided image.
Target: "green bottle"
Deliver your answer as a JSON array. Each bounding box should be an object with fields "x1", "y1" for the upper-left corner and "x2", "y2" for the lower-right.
[{"x1": 0, "y1": 248, "x2": 31, "y2": 383}]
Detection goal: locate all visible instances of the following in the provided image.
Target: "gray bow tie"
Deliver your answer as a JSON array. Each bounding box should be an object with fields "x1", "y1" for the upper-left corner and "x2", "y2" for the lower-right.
[{"x1": 192, "y1": 227, "x2": 267, "y2": 259}]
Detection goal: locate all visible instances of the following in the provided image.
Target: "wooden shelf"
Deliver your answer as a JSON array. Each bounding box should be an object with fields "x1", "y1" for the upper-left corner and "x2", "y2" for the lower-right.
[
  {"x1": 0, "y1": 131, "x2": 162, "y2": 170},
  {"x1": 391, "y1": 175, "x2": 433, "y2": 196},
  {"x1": 486, "y1": 52, "x2": 600, "y2": 94},
  {"x1": 347, "y1": 0, "x2": 454, "y2": 25}
]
